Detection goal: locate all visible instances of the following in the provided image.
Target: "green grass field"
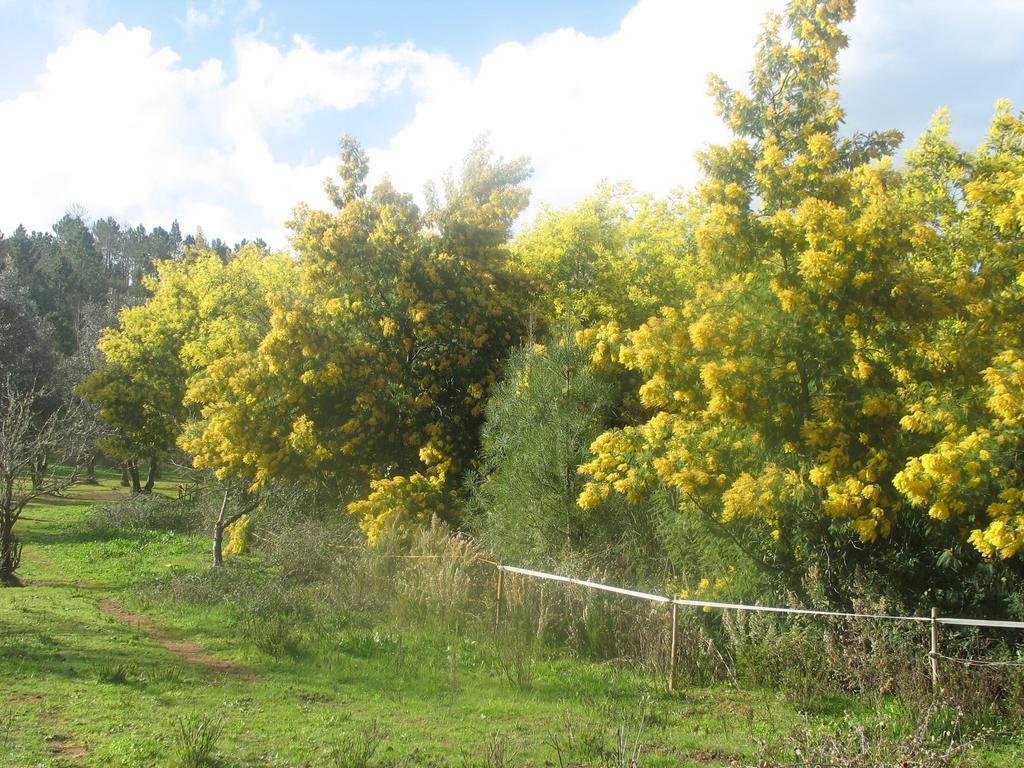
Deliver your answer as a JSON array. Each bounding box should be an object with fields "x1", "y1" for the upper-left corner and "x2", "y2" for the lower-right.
[{"x1": 1, "y1": 470, "x2": 1021, "y2": 767}]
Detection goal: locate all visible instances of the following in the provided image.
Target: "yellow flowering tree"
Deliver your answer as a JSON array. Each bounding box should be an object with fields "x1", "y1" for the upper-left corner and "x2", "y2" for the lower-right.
[
  {"x1": 82, "y1": 244, "x2": 295, "y2": 565},
  {"x1": 83, "y1": 244, "x2": 292, "y2": 493},
  {"x1": 894, "y1": 103, "x2": 1024, "y2": 560},
  {"x1": 184, "y1": 137, "x2": 534, "y2": 539},
  {"x1": 512, "y1": 184, "x2": 697, "y2": 330},
  {"x1": 577, "y1": 0, "x2": 948, "y2": 598}
]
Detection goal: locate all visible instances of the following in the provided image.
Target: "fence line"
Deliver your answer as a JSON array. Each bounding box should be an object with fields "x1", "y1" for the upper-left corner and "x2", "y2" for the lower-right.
[
  {"x1": 496, "y1": 562, "x2": 1024, "y2": 692},
  {"x1": 497, "y1": 564, "x2": 1024, "y2": 630},
  {"x1": 932, "y1": 652, "x2": 1024, "y2": 668}
]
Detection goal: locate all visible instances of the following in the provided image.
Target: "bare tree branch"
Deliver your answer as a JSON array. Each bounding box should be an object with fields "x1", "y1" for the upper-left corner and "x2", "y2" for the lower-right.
[{"x1": 1, "y1": 375, "x2": 99, "y2": 579}]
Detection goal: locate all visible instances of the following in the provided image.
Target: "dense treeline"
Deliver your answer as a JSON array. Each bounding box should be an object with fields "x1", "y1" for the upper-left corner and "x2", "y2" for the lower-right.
[
  {"x1": 0, "y1": 212, "x2": 259, "y2": 356},
  {"x1": 3, "y1": 0, "x2": 1024, "y2": 619},
  {"x1": 0, "y1": 211, "x2": 247, "y2": 575}
]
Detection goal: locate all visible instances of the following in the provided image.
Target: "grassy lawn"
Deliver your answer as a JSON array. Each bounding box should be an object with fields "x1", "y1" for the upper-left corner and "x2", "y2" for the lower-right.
[{"x1": 1, "y1": 476, "x2": 1021, "y2": 767}]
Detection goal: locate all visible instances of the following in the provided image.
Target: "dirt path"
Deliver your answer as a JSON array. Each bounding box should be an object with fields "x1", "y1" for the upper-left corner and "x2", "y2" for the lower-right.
[
  {"x1": 20, "y1": 500, "x2": 258, "y2": 683},
  {"x1": 97, "y1": 598, "x2": 259, "y2": 681}
]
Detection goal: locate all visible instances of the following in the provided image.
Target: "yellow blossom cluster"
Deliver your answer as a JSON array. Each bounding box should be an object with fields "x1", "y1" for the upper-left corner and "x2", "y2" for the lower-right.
[
  {"x1": 890, "y1": 104, "x2": 1024, "y2": 558},
  {"x1": 348, "y1": 470, "x2": 450, "y2": 544},
  {"x1": 222, "y1": 515, "x2": 251, "y2": 557}
]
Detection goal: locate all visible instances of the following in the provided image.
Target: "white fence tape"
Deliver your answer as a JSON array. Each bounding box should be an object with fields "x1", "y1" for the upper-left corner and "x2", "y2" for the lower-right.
[{"x1": 499, "y1": 564, "x2": 1024, "y2": 631}]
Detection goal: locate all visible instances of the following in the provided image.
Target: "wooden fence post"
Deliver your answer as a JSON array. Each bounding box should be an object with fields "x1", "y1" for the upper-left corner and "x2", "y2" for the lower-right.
[
  {"x1": 669, "y1": 602, "x2": 678, "y2": 692},
  {"x1": 495, "y1": 565, "x2": 504, "y2": 630},
  {"x1": 930, "y1": 606, "x2": 939, "y2": 692}
]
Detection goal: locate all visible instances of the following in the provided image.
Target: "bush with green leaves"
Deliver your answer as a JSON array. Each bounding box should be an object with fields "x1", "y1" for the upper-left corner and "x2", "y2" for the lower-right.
[{"x1": 468, "y1": 323, "x2": 664, "y2": 574}]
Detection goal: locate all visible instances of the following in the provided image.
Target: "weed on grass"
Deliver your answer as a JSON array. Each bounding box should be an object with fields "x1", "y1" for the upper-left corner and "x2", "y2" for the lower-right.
[
  {"x1": 461, "y1": 734, "x2": 518, "y2": 768},
  {"x1": 328, "y1": 721, "x2": 384, "y2": 768},
  {"x1": 173, "y1": 713, "x2": 224, "y2": 768},
  {"x1": 493, "y1": 626, "x2": 536, "y2": 692},
  {"x1": 97, "y1": 660, "x2": 140, "y2": 685},
  {"x1": 0, "y1": 709, "x2": 14, "y2": 750}
]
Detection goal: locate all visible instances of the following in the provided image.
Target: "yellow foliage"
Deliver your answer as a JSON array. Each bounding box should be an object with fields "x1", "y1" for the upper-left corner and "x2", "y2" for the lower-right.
[
  {"x1": 223, "y1": 515, "x2": 251, "y2": 557},
  {"x1": 348, "y1": 469, "x2": 449, "y2": 544}
]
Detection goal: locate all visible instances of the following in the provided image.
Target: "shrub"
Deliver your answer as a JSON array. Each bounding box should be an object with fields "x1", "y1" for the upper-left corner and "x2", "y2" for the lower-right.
[
  {"x1": 392, "y1": 518, "x2": 483, "y2": 630},
  {"x1": 494, "y1": 623, "x2": 537, "y2": 692},
  {"x1": 91, "y1": 496, "x2": 202, "y2": 534},
  {"x1": 257, "y1": 518, "x2": 343, "y2": 584},
  {"x1": 768, "y1": 703, "x2": 969, "y2": 768}
]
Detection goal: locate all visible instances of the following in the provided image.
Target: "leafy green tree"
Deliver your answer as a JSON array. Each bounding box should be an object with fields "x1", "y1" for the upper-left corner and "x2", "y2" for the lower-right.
[
  {"x1": 469, "y1": 324, "x2": 666, "y2": 571},
  {"x1": 0, "y1": 269, "x2": 57, "y2": 394}
]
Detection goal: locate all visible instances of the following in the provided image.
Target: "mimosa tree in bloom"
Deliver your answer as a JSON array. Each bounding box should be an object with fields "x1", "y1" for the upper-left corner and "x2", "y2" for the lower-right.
[
  {"x1": 512, "y1": 184, "x2": 697, "y2": 331},
  {"x1": 893, "y1": 103, "x2": 1024, "y2": 560},
  {"x1": 576, "y1": 0, "x2": 949, "y2": 598},
  {"x1": 83, "y1": 244, "x2": 294, "y2": 493},
  {"x1": 184, "y1": 137, "x2": 533, "y2": 540}
]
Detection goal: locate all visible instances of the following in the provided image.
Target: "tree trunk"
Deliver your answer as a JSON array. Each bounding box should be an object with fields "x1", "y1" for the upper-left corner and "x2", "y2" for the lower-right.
[
  {"x1": 0, "y1": 512, "x2": 22, "y2": 582},
  {"x1": 30, "y1": 454, "x2": 48, "y2": 492},
  {"x1": 120, "y1": 462, "x2": 130, "y2": 487},
  {"x1": 212, "y1": 490, "x2": 229, "y2": 568},
  {"x1": 85, "y1": 455, "x2": 98, "y2": 485},
  {"x1": 128, "y1": 460, "x2": 141, "y2": 495},
  {"x1": 143, "y1": 456, "x2": 158, "y2": 495}
]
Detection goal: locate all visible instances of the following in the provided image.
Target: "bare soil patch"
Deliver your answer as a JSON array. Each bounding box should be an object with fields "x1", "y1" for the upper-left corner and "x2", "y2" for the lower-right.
[
  {"x1": 46, "y1": 734, "x2": 88, "y2": 761},
  {"x1": 97, "y1": 598, "x2": 259, "y2": 681}
]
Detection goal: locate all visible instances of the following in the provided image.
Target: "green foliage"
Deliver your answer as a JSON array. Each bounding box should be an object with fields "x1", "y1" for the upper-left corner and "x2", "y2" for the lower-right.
[
  {"x1": 97, "y1": 660, "x2": 141, "y2": 685},
  {"x1": 240, "y1": 606, "x2": 304, "y2": 659},
  {"x1": 0, "y1": 214, "x2": 182, "y2": 356},
  {"x1": 0, "y1": 269, "x2": 56, "y2": 392},
  {"x1": 469, "y1": 324, "x2": 664, "y2": 570}
]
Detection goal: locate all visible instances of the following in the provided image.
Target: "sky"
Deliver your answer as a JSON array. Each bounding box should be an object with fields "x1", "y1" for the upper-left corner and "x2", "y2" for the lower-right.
[{"x1": 0, "y1": 0, "x2": 1022, "y2": 247}]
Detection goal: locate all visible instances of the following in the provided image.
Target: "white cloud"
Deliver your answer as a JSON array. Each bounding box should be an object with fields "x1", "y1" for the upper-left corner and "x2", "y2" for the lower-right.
[
  {"x1": 184, "y1": 5, "x2": 219, "y2": 31},
  {"x1": 1, "y1": 0, "x2": 1023, "y2": 248},
  {"x1": 1, "y1": 0, "x2": 89, "y2": 37},
  {"x1": 370, "y1": 0, "x2": 786, "y2": 216},
  {"x1": 0, "y1": 23, "x2": 456, "y2": 245}
]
